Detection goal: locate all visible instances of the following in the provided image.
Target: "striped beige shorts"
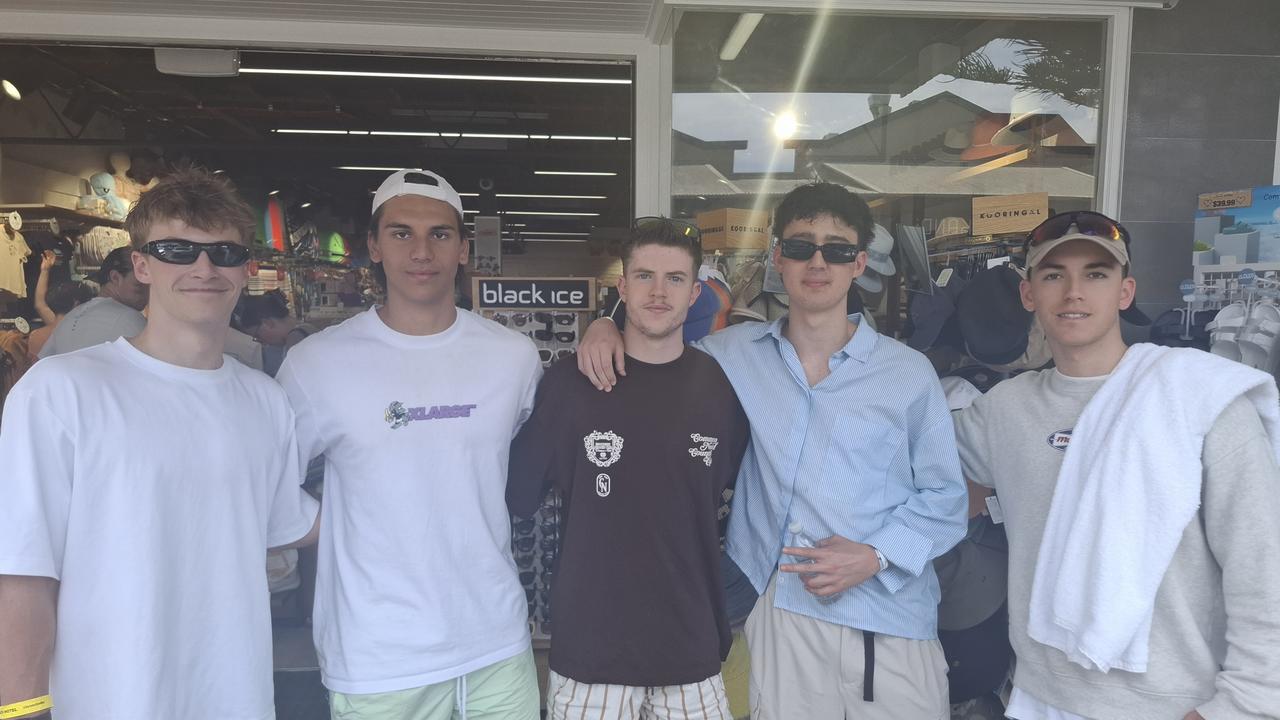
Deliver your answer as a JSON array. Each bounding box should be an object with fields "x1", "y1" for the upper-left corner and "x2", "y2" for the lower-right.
[{"x1": 546, "y1": 669, "x2": 733, "y2": 720}]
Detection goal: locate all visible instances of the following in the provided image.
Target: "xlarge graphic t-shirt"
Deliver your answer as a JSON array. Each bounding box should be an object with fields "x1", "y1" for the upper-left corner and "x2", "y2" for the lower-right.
[
  {"x1": 276, "y1": 308, "x2": 542, "y2": 694},
  {"x1": 508, "y1": 349, "x2": 749, "y2": 686}
]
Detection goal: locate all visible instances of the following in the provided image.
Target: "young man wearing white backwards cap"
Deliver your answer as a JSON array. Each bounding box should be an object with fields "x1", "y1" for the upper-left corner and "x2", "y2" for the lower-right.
[
  {"x1": 276, "y1": 169, "x2": 543, "y2": 718},
  {"x1": 953, "y1": 211, "x2": 1280, "y2": 720}
]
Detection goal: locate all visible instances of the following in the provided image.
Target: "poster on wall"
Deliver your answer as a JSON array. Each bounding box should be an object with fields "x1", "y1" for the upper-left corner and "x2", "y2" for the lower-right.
[{"x1": 1192, "y1": 185, "x2": 1280, "y2": 303}]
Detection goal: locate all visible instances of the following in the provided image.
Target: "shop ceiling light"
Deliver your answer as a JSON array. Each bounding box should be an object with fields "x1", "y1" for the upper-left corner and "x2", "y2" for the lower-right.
[
  {"x1": 497, "y1": 193, "x2": 606, "y2": 200},
  {"x1": 534, "y1": 170, "x2": 617, "y2": 177},
  {"x1": 720, "y1": 13, "x2": 765, "y2": 61},
  {"x1": 503, "y1": 211, "x2": 599, "y2": 217},
  {"x1": 300, "y1": 202, "x2": 312, "y2": 208},
  {"x1": 2, "y1": 79, "x2": 21, "y2": 101},
  {"x1": 519, "y1": 231, "x2": 591, "y2": 236},
  {"x1": 241, "y1": 67, "x2": 631, "y2": 85},
  {"x1": 283, "y1": 128, "x2": 628, "y2": 141}
]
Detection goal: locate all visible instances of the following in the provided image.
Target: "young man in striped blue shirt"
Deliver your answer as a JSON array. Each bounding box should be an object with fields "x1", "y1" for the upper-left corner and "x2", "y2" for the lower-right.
[{"x1": 578, "y1": 184, "x2": 968, "y2": 719}]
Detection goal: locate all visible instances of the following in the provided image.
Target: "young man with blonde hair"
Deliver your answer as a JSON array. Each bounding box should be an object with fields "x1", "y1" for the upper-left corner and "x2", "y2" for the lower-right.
[{"x1": 0, "y1": 167, "x2": 320, "y2": 720}]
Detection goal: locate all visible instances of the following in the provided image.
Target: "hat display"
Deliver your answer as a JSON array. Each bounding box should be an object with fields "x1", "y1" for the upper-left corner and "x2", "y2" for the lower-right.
[
  {"x1": 864, "y1": 223, "x2": 896, "y2": 276},
  {"x1": 728, "y1": 258, "x2": 767, "y2": 324},
  {"x1": 932, "y1": 216, "x2": 971, "y2": 242},
  {"x1": 854, "y1": 267, "x2": 883, "y2": 294},
  {"x1": 907, "y1": 275, "x2": 969, "y2": 352},
  {"x1": 960, "y1": 114, "x2": 1021, "y2": 162},
  {"x1": 956, "y1": 265, "x2": 1033, "y2": 367},
  {"x1": 984, "y1": 315, "x2": 1053, "y2": 372},
  {"x1": 929, "y1": 125, "x2": 972, "y2": 162},
  {"x1": 372, "y1": 169, "x2": 464, "y2": 218},
  {"x1": 991, "y1": 90, "x2": 1056, "y2": 147}
]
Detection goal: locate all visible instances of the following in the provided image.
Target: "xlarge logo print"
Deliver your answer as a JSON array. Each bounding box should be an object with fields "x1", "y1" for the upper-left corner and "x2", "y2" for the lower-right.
[{"x1": 385, "y1": 400, "x2": 479, "y2": 429}]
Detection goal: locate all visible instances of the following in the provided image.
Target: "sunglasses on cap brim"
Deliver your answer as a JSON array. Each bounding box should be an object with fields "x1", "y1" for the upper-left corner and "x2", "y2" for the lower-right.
[
  {"x1": 142, "y1": 239, "x2": 252, "y2": 267},
  {"x1": 1024, "y1": 211, "x2": 1129, "y2": 253},
  {"x1": 633, "y1": 216, "x2": 702, "y2": 247},
  {"x1": 778, "y1": 239, "x2": 861, "y2": 264}
]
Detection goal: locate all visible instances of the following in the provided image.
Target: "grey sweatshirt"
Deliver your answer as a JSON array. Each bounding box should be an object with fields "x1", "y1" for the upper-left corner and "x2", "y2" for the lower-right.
[{"x1": 954, "y1": 368, "x2": 1280, "y2": 720}]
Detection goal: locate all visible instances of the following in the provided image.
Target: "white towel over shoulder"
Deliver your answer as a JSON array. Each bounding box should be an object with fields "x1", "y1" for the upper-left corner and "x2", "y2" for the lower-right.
[{"x1": 1027, "y1": 343, "x2": 1280, "y2": 673}]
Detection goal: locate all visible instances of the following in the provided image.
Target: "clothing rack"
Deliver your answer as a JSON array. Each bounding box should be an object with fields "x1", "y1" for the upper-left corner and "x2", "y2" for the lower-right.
[{"x1": 0, "y1": 204, "x2": 125, "y2": 231}]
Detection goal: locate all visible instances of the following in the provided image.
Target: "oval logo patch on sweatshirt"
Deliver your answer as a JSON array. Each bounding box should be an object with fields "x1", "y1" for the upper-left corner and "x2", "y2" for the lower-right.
[{"x1": 1046, "y1": 429, "x2": 1072, "y2": 451}]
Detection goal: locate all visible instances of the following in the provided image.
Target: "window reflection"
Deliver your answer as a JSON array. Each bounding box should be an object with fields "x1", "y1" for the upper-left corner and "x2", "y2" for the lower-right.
[{"x1": 672, "y1": 12, "x2": 1107, "y2": 326}]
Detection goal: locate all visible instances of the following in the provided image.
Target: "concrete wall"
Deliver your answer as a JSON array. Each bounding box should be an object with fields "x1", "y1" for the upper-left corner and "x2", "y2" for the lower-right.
[{"x1": 1122, "y1": 0, "x2": 1280, "y2": 325}]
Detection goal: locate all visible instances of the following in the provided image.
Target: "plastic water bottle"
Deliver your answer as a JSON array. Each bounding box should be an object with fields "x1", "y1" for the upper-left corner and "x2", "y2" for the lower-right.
[{"x1": 788, "y1": 521, "x2": 841, "y2": 603}]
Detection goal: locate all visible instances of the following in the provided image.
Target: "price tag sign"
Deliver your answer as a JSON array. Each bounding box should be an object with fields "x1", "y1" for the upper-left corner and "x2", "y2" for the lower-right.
[{"x1": 1239, "y1": 268, "x2": 1257, "y2": 288}]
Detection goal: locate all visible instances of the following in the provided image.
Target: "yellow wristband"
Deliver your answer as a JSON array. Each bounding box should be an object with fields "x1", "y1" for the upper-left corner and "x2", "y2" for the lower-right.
[{"x1": 0, "y1": 695, "x2": 52, "y2": 718}]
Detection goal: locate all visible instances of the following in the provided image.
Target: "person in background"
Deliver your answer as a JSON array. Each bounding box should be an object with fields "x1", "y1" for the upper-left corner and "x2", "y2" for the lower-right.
[
  {"x1": 27, "y1": 251, "x2": 92, "y2": 362},
  {"x1": 237, "y1": 289, "x2": 315, "y2": 376},
  {"x1": 37, "y1": 245, "x2": 148, "y2": 358}
]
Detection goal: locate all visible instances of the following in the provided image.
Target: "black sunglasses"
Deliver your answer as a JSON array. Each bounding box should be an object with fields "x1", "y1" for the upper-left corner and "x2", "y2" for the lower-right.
[
  {"x1": 778, "y1": 239, "x2": 861, "y2": 264},
  {"x1": 514, "y1": 536, "x2": 536, "y2": 553},
  {"x1": 538, "y1": 348, "x2": 553, "y2": 363},
  {"x1": 493, "y1": 314, "x2": 509, "y2": 326},
  {"x1": 553, "y1": 314, "x2": 575, "y2": 326},
  {"x1": 511, "y1": 313, "x2": 530, "y2": 327},
  {"x1": 533, "y1": 328, "x2": 554, "y2": 341},
  {"x1": 512, "y1": 517, "x2": 535, "y2": 535},
  {"x1": 633, "y1": 216, "x2": 702, "y2": 247},
  {"x1": 533, "y1": 312, "x2": 554, "y2": 324},
  {"x1": 1025, "y1": 211, "x2": 1129, "y2": 251},
  {"x1": 554, "y1": 331, "x2": 576, "y2": 344},
  {"x1": 142, "y1": 239, "x2": 251, "y2": 267}
]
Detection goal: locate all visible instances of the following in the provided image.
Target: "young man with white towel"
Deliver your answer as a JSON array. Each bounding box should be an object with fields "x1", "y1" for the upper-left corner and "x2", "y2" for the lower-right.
[{"x1": 953, "y1": 211, "x2": 1280, "y2": 720}]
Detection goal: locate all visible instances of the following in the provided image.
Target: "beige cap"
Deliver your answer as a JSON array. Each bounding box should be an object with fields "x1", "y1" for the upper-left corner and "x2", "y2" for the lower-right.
[{"x1": 1026, "y1": 231, "x2": 1129, "y2": 270}]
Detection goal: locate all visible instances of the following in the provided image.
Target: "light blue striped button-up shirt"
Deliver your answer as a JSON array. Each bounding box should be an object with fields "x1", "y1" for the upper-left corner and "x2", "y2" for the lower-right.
[{"x1": 696, "y1": 314, "x2": 967, "y2": 640}]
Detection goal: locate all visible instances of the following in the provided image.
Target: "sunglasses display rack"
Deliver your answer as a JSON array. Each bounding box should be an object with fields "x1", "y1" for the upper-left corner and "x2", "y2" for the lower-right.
[
  {"x1": 512, "y1": 491, "x2": 561, "y2": 642},
  {"x1": 486, "y1": 311, "x2": 582, "y2": 368}
]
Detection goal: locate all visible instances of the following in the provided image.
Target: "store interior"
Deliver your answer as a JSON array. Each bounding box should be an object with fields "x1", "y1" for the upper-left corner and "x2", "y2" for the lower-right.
[{"x1": 0, "y1": 14, "x2": 1147, "y2": 717}]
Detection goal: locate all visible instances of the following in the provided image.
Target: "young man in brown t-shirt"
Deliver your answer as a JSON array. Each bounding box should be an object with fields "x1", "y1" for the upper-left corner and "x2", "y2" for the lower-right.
[{"x1": 508, "y1": 218, "x2": 749, "y2": 719}]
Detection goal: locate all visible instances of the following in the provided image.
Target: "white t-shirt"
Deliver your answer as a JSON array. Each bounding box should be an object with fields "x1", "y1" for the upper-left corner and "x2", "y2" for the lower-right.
[
  {"x1": 38, "y1": 296, "x2": 146, "y2": 358},
  {"x1": 276, "y1": 307, "x2": 541, "y2": 694},
  {"x1": 0, "y1": 338, "x2": 320, "y2": 720}
]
